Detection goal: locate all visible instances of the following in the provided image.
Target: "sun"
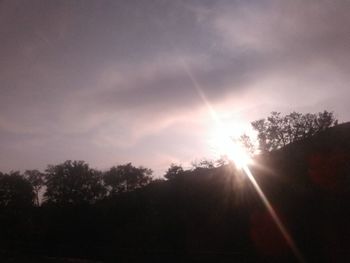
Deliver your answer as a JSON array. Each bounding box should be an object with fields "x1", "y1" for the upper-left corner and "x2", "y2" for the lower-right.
[{"x1": 209, "y1": 123, "x2": 253, "y2": 169}]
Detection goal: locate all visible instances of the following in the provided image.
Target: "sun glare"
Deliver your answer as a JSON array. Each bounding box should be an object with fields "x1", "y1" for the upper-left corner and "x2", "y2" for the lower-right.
[{"x1": 209, "y1": 124, "x2": 253, "y2": 169}]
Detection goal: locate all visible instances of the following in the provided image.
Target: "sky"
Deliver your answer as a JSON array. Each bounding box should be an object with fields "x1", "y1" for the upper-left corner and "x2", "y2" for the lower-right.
[{"x1": 1, "y1": 0, "x2": 350, "y2": 175}]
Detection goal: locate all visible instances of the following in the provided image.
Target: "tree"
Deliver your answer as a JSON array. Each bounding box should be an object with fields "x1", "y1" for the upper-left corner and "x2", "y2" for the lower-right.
[
  {"x1": 239, "y1": 134, "x2": 256, "y2": 155},
  {"x1": 44, "y1": 160, "x2": 105, "y2": 205},
  {"x1": 191, "y1": 159, "x2": 215, "y2": 169},
  {"x1": 24, "y1": 169, "x2": 45, "y2": 206},
  {"x1": 104, "y1": 163, "x2": 152, "y2": 194},
  {"x1": 215, "y1": 157, "x2": 227, "y2": 167},
  {"x1": 164, "y1": 164, "x2": 184, "y2": 180},
  {"x1": 103, "y1": 166, "x2": 125, "y2": 194},
  {"x1": 0, "y1": 171, "x2": 34, "y2": 208},
  {"x1": 252, "y1": 111, "x2": 338, "y2": 152}
]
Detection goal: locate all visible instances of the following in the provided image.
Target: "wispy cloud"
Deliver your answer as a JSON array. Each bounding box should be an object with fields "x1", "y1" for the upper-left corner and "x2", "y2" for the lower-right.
[{"x1": 1, "y1": 0, "x2": 349, "y2": 173}]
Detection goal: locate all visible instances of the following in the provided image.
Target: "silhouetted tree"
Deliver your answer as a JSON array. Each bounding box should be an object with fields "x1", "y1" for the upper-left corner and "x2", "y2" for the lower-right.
[
  {"x1": 104, "y1": 163, "x2": 152, "y2": 194},
  {"x1": 252, "y1": 111, "x2": 338, "y2": 152},
  {"x1": 44, "y1": 160, "x2": 105, "y2": 205},
  {"x1": 164, "y1": 164, "x2": 184, "y2": 180},
  {"x1": 0, "y1": 171, "x2": 34, "y2": 208},
  {"x1": 103, "y1": 166, "x2": 124, "y2": 194},
  {"x1": 198, "y1": 159, "x2": 215, "y2": 169},
  {"x1": 215, "y1": 156, "x2": 228, "y2": 167},
  {"x1": 239, "y1": 134, "x2": 256, "y2": 155},
  {"x1": 191, "y1": 159, "x2": 215, "y2": 169},
  {"x1": 24, "y1": 169, "x2": 45, "y2": 206}
]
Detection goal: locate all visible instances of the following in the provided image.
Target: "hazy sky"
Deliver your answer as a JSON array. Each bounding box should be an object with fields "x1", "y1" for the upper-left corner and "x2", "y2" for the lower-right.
[{"x1": 1, "y1": 0, "x2": 350, "y2": 175}]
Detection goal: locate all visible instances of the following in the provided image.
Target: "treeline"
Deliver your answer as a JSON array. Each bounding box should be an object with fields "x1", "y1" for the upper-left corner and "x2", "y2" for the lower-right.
[
  {"x1": 1, "y1": 161, "x2": 253, "y2": 262},
  {"x1": 0, "y1": 110, "x2": 346, "y2": 262},
  {"x1": 0, "y1": 110, "x2": 338, "y2": 209},
  {"x1": 251, "y1": 110, "x2": 338, "y2": 152},
  {"x1": 0, "y1": 161, "x2": 156, "y2": 208},
  {"x1": 0, "y1": 159, "x2": 224, "y2": 209}
]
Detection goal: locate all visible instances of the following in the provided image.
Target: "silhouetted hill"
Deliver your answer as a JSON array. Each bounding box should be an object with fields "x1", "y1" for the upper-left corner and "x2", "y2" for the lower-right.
[
  {"x1": 1, "y1": 124, "x2": 349, "y2": 262},
  {"x1": 249, "y1": 122, "x2": 350, "y2": 262},
  {"x1": 254, "y1": 122, "x2": 350, "y2": 198}
]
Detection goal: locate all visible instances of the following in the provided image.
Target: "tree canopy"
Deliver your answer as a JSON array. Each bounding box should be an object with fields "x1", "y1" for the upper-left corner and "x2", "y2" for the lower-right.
[
  {"x1": 251, "y1": 111, "x2": 338, "y2": 152},
  {"x1": 44, "y1": 160, "x2": 106, "y2": 205},
  {"x1": 103, "y1": 163, "x2": 153, "y2": 194},
  {"x1": 164, "y1": 164, "x2": 184, "y2": 180},
  {"x1": 0, "y1": 171, "x2": 34, "y2": 208}
]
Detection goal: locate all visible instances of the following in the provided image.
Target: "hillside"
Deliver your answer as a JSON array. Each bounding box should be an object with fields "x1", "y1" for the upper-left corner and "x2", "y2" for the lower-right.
[{"x1": 1, "y1": 123, "x2": 350, "y2": 262}]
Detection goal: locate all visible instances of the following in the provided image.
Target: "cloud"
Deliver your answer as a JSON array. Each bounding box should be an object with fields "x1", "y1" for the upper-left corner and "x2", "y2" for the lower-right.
[
  {"x1": 204, "y1": 0, "x2": 350, "y2": 114},
  {"x1": 1, "y1": 0, "x2": 350, "y2": 172}
]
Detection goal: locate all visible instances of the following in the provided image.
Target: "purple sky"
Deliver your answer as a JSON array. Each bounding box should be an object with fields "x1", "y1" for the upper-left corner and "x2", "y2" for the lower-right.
[{"x1": 1, "y1": 0, "x2": 350, "y2": 175}]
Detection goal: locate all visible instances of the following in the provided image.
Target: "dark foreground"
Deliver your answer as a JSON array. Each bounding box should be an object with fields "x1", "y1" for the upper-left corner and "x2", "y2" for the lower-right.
[{"x1": 1, "y1": 124, "x2": 350, "y2": 262}]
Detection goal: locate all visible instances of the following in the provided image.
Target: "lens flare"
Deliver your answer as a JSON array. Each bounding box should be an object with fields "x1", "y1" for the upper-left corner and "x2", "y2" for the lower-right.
[
  {"x1": 180, "y1": 58, "x2": 305, "y2": 263},
  {"x1": 242, "y1": 166, "x2": 306, "y2": 263}
]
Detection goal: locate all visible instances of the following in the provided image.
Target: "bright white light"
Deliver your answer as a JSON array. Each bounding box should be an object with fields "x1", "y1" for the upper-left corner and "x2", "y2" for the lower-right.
[
  {"x1": 181, "y1": 58, "x2": 304, "y2": 262},
  {"x1": 210, "y1": 124, "x2": 253, "y2": 169}
]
